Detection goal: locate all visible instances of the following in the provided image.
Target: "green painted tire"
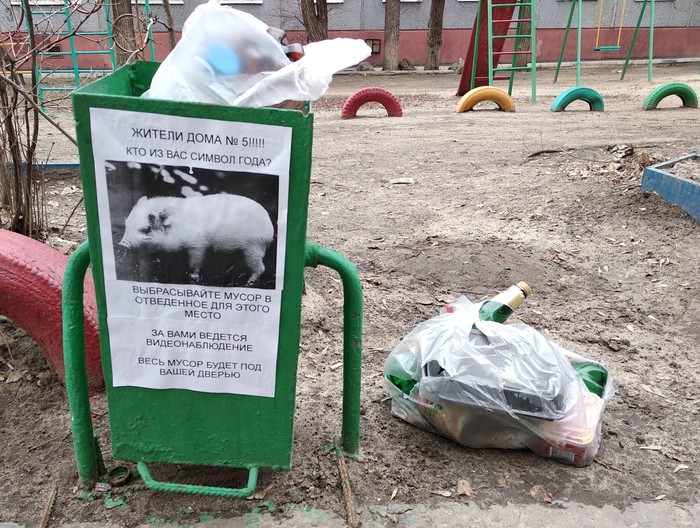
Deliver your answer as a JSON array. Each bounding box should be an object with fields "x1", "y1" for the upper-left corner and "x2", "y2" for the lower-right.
[
  {"x1": 550, "y1": 87, "x2": 605, "y2": 112},
  {"x1": 642, "y1": 82, "x2": 698, "y2": 110}
]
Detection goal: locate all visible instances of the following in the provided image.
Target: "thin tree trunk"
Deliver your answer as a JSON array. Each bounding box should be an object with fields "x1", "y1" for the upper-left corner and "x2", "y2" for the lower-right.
[
  {"x1": 161, "y1": 0, "x2": 177, "y2": 51},
  {"x1": 300, "y1": 0, "x2": 328, "y2": 42},
  {"x1": 424, "y1": 0, "x2": 446, "y2": 70},
  {"x1": 383, "y1": 0, "x2": 400, "y2": 71},
  {"x1": 111, "y1": 0, "x2": 137, "y2": 66}
]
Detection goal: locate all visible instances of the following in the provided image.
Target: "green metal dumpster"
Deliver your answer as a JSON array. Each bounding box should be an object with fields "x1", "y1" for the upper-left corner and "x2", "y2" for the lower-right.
[{"x1": 63, "y1": 61, "x2": 362, "y2": 497}]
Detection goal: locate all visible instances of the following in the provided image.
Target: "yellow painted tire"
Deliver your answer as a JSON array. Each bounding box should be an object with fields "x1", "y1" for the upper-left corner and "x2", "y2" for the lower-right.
[{"x1": 455, "y1": 86, "x2": 516, "y2": 113}]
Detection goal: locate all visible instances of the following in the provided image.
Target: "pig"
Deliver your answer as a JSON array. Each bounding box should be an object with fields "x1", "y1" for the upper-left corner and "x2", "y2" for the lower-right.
[{"x1": 119, "y1": 194, "x2": 274, "y2": 286}]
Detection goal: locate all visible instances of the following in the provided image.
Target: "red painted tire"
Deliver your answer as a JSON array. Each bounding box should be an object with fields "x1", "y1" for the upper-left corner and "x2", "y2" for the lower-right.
[
  {"x1": 0, "y1": 230, "x2": 103, "y2": 392},
  {"x1": 341, "y1": 87, "x2": 403, "y2": 119}
]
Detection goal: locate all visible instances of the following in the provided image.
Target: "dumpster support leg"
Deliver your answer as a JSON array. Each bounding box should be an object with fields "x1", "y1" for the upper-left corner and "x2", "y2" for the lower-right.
[
  {"x1": 304, "y1": 242, "x2": 363, "y2": 454},
  {"x1": 63, "y1": 241, "x2": 103, "y2": 487}
]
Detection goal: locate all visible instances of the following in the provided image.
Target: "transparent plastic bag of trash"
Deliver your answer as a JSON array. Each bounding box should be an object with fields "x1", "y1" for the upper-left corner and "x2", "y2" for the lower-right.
[
  {"x1": 142, "y1": 0, "x2": 371, "y2": 108},
  {"x1": 384, "y1": 296, "x2": 614, "y2": 467}
]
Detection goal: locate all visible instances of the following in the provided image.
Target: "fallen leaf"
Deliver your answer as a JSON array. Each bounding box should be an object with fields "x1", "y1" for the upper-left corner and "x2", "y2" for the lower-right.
[
  {"x1": 626, "y1": 324, "x2": 636, "y2": 333},
  {"x1": 431, "y1": 490, "x2": 452, "y2": 497},
  {"x1": 414, "y1": 298, "x2": 435, "y2": 306},
  {"x1": 5, "y1": 371, "x2": 25, "y2": 383},
  {"x1": 673, "y1": 464, "x2": 689, "y2": 473},
  {"x1": 529, "y1": 484, "x2": 552, "y2": 503},
  {"x1": 390, "y1": 488, "x2": 398, "y2": 501},
  {"x1": 246, "y1": 484, "x2": 274, "y2": 500},
  {"x1": 495, "y1": 476, "x2": 507, "y2": 488},
  {"x1": 456, "y1": 479, "x2": 476, "y2": 497},
  {"x1": 640, "y1": 385, "x2": 667, "y2": 398},
  {"x1": 654, "y1": 495, "x2": 666, "y2": 501}
]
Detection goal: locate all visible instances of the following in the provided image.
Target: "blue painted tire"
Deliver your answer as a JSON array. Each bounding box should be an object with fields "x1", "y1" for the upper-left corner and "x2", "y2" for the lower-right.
[{"x1": 550, "y1": 87, "x2": 605, "y2": 112}]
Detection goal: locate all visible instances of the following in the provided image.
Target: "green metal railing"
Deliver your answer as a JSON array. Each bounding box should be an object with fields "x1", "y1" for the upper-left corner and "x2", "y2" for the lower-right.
[
  {"x1": 24, "y1": 0, "x2": 117, "y2": 103},
  {"x1": 23, "y1": 0, "x2": 159, "y2": 103}
]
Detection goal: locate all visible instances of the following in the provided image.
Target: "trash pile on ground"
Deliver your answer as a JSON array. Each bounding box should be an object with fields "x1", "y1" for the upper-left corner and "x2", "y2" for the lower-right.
[{"x1": 384, "y1": 283, "x2": 614, "y2": 467}]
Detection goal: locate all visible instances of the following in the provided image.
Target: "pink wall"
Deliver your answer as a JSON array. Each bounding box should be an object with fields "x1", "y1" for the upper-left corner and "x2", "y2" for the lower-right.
[
  {"x1": 294, "y1": 27, "x2": 700, "y2": 67},
  {"x1": 36, "y1": 27, "x2": 700, "y2": 71}
]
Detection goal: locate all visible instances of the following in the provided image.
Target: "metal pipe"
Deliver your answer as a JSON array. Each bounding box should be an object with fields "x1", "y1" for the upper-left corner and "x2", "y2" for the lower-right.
[
  {"x1": 304, "y1": 242, "x2": 363, "y2": 455},
  {"x1": 62, "y1": 241, "x2": 100, "y2": 486},
  {"x1": 554, "y1": 0, "x2": 577, "y2": 84}
]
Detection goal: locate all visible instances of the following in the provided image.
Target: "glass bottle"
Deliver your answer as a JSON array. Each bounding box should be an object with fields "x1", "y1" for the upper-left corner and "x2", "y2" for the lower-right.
[
  {"x1": 571, "y1": 361, "x2": 609, "y2": 398},
  {"x1": 478, "y1": 281, "x2": 532, "y2": 324}
]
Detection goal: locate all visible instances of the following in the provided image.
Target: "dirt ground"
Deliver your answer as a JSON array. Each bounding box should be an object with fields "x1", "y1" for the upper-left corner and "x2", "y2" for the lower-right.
[{"x1": 1, "y1": 62, "x2": 699, "y2": 526}]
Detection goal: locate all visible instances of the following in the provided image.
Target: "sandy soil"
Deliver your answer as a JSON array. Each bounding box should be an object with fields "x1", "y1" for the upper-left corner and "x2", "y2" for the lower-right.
[{"x1": 1, "y1": 62, "x2": 699, "y2": 526}]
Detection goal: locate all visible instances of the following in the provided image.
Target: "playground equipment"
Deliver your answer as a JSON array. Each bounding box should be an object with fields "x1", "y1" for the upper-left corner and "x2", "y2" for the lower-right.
[
  {"x1": 341, "y1": 87, "x2": 403, "y2": 119},
  {"x1": 455, "y1": 86, "x2": 516, "y2": 113},
  {"x1": 594, "y1": 0, "x2": 627, "y2": 51},
  {"x1": 64, "y1": 61, "x2": 363, "y2": 496},
  {"x1": 0, "y1": 229, "x2": 103, "y2": 392},
  {"x1": 554, "y1": 0, "x2": 656, "y2": 85},
  {"x1": 20, "y1": 0, "x2": 157, "y2": 103},
  {"x1": 457, "y1": 0, "x2": 537, "y2": 103},
  {"x1": 550, "y1": 86, "x2": 604, "y2": 112},
  {"x1": 22, "y1": 0, "x2": 116, "y2": 103},
  {"x1": 642, "y1": 82, "x2": 698, "y2": 110}
]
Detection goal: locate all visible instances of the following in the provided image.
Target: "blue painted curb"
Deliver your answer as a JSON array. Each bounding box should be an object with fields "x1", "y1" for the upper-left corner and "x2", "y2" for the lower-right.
[{"x1": 641, "y1": 153, "x2": 700, "y2": 224}]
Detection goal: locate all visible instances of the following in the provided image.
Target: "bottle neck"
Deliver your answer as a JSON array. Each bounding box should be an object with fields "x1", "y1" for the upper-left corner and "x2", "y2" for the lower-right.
[{"x1": 488, "y1": 285, "x2": 528, "y2": 311}]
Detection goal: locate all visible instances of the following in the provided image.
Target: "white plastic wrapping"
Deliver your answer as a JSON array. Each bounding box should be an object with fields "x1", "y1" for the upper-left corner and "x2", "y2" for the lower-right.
[
  {"x1": 142, "y1": 0, "x2": 371, "y2": 108},
  {"x1": 384, "y1": 296, "x2": 614, "y2": 467}
]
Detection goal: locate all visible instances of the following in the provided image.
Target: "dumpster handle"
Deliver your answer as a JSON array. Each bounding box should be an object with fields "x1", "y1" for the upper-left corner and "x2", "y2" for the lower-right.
[
  {"x1": 63, "y1": 241, "x2": 103, "y2": 487},
  {"x1": 304, "y1": 242, "x2": 363, "y2": 455}
]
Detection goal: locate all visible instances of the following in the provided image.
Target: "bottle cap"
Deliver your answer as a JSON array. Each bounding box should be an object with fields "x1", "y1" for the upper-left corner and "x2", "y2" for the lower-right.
[{"x1": 516, "y1": 281, "x2": 532, "y2": 297}]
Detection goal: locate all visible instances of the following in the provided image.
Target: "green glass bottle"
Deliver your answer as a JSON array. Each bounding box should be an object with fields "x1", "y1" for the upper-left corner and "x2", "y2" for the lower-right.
[
  {"x1": 478, "y1": 281, "x2": 532, "y2": 323},
  {"x1": 571, "y1": 361, "x2": 609, "y2": 398}
]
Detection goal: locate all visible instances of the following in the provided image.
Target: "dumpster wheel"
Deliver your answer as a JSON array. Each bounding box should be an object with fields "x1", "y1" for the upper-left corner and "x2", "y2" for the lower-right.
[
  {"x1": 341, "y1": 87, "x2": 403, "y2": 119},
  {"x1": 642, "y1": 82, "x2": 698, "y2": 110}
]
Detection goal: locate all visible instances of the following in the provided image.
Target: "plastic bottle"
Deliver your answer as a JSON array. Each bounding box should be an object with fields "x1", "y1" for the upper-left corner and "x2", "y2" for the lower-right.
[{"x1": 477, "y1": 281, "x2": 532, "y2": 324}]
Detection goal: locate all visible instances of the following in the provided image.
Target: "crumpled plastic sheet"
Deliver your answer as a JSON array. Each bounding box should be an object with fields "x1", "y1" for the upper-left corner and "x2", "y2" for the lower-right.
[
  {"x1": 142, "y1": 0, "x2": 371, "y2": 108},
  {"x1": 384, "y1": 296, "x2": 614, "y2": 467}
]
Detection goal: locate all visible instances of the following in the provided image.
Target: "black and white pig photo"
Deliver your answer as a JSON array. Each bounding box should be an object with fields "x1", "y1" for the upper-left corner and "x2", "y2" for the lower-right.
[{"x1": 105, "y1": 161, "x2": 280, "y2": 289}]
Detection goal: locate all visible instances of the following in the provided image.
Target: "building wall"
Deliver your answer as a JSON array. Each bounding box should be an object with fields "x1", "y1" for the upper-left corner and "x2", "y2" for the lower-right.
[{"x1": 1, "y1": 0, "x2": 699, "y2": 68}]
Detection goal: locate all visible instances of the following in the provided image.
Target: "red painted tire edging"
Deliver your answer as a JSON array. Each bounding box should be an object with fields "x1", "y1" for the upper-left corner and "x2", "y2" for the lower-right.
[
  {"x1": 0, "y1": 230, "x2": 103, "y2": 393},
  {"x1": 341, "y1": 87, "x2": 404, "y2": 119}
]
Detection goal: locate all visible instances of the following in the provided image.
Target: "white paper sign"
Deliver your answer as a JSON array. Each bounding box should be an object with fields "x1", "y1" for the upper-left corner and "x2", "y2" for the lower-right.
[{"x1": 89, "y1": 108, "x2": 292, "y2": 397}]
